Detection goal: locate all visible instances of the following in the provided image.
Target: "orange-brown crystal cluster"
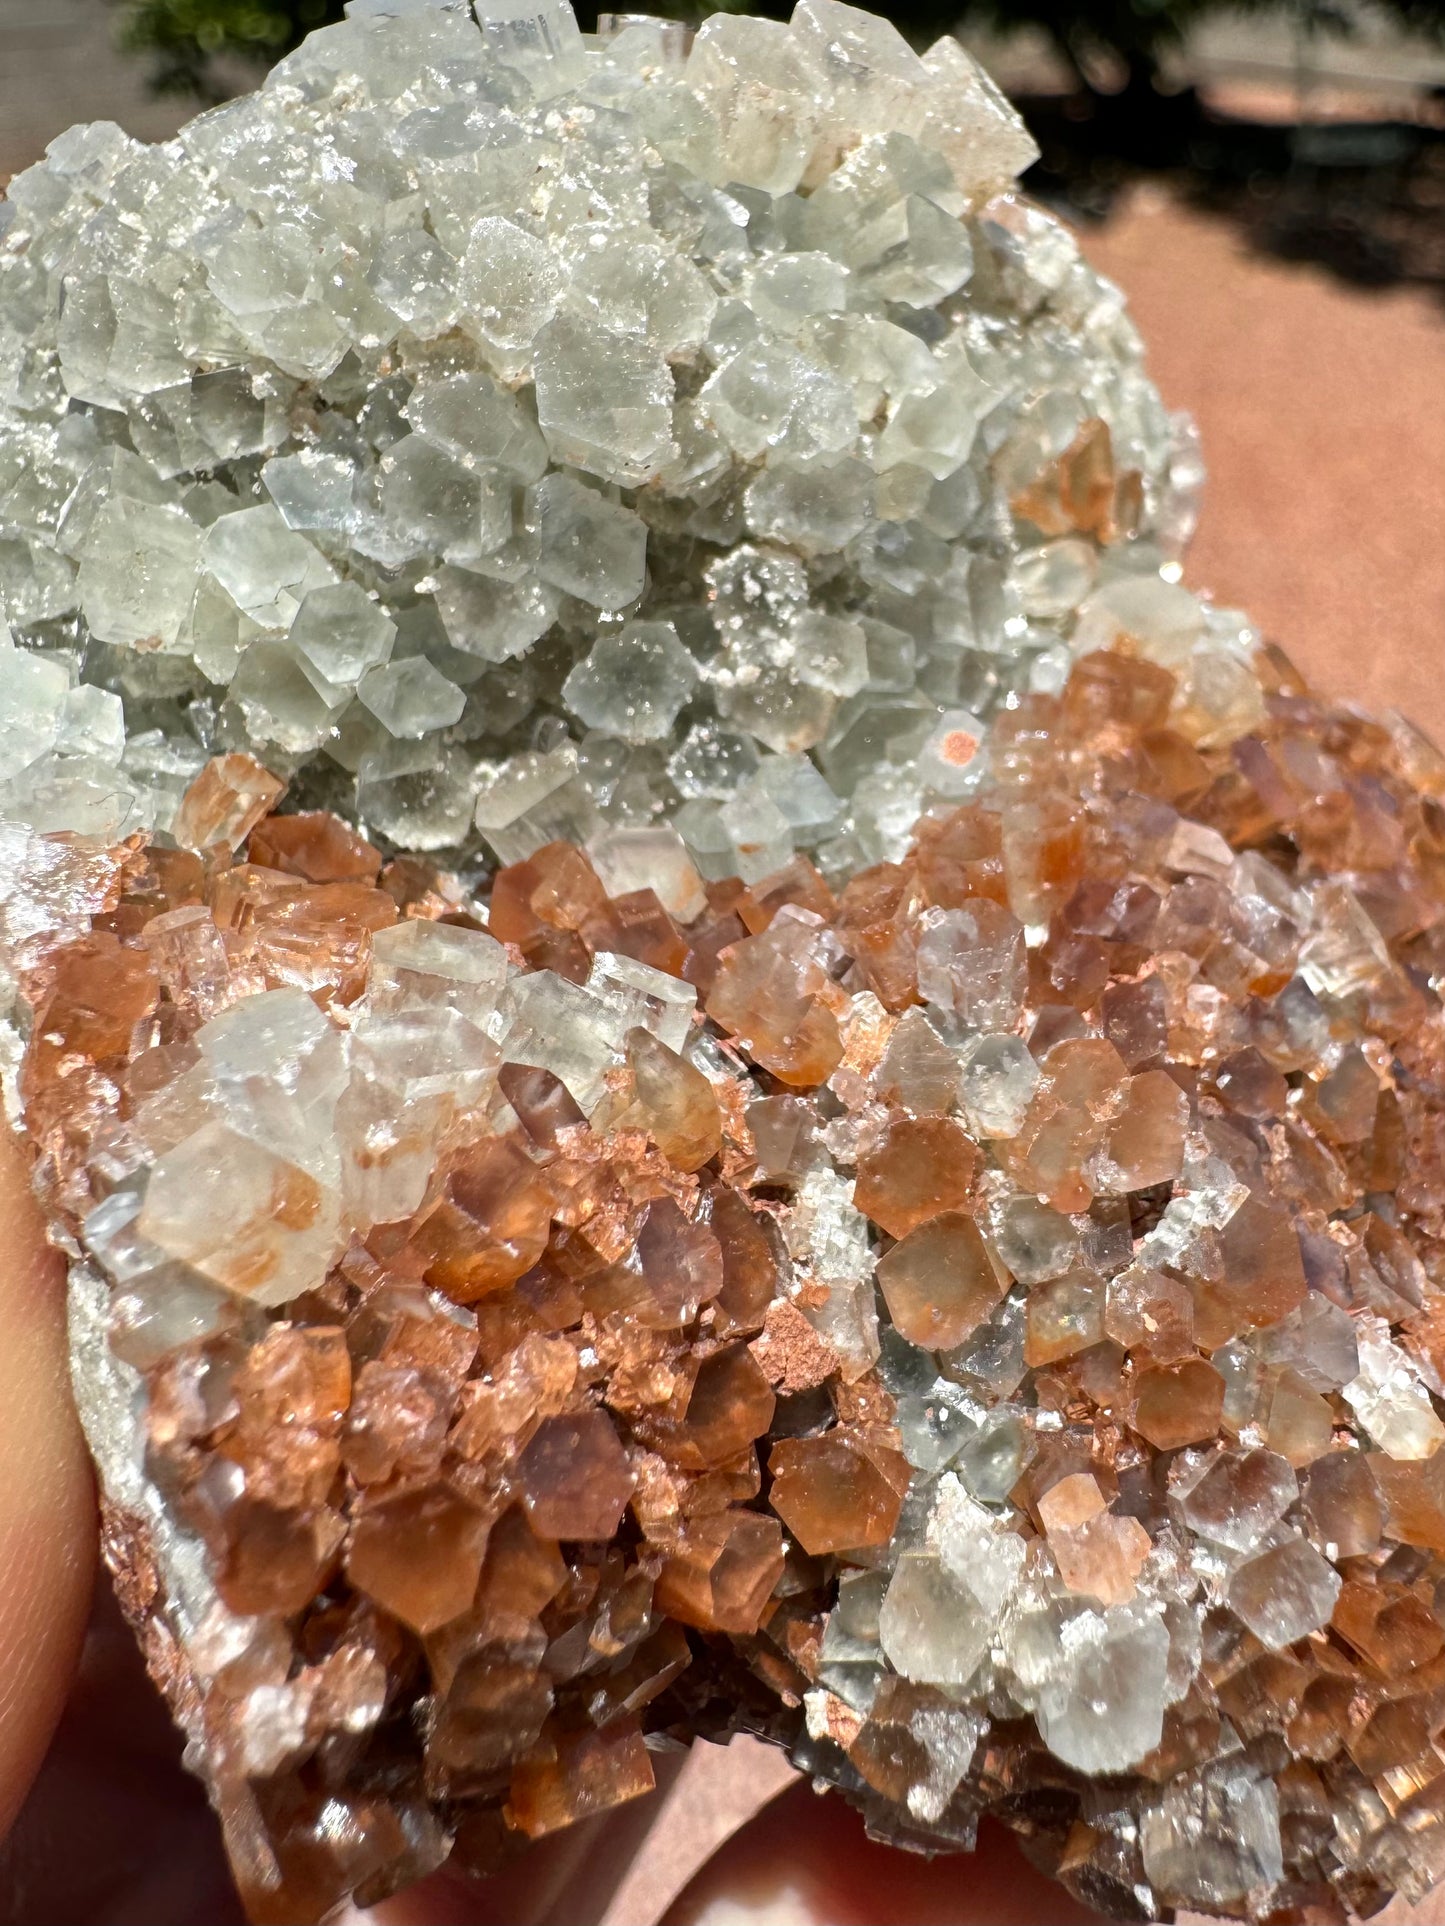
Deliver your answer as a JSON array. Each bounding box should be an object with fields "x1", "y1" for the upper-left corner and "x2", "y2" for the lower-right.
[{"x1": 25, "y1": 640, "x2": 1445, "y2": 1925}]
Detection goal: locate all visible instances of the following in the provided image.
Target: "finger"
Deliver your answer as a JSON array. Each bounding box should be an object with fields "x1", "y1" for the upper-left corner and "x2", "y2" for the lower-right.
[
  {"x1": 663, "y1": 1778, "x2": 1107, "y2": 1926},
  {"x1": 0, "y1": 1123, "x2": 95, "y2": 1837},
  {"x1": 0, "y1": 1580, "x2": 243, "y2": 1926},
  {"x1": 363, "y1": 1749, "x2": 686, "y2": 1926}
]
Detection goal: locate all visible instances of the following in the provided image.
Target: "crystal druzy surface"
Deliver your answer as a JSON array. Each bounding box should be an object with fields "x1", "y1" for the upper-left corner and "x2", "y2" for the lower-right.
[
  {"x1": 5, "y1": 3, "x2": 1445, "y2": 1924},
  {"x1": 25, "y1": 660, "x2": 1445, "y2": 1926},
  {"x1": 0, "y1": 0, "x2": 1202, "y2": 878}
]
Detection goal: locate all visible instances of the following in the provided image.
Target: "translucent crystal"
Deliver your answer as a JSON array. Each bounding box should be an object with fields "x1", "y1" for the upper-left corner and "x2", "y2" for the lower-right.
[
  {"x1": 1027, "y1": 1601, "x2": 1171, "y2": 1775},
  {"x1": 917, "y1": 902, "x2": 1026, "y2": 1030},
  {"x1": 534, "y1": 314, "x2": 675, "y2": 485},
  {"x1": 358, "y1": 659, "x2": 466, "y2": 738},
  {"x1": 139, "y1": 1122, "x2": 342, "y2": 1307},
  {"x1": 875, "y1": 1007, "x2": 960, "y2": 1117},
  {"x1": 501, "y1": 968, "x2": 635, "y2": 1112},
  {"x1": 204, "y1": 506, "x2": 336, "y2": 631},
  {"x1": 561, "y1": 622, "x2": 697, "y2": 743},
  {"x1": 879, "y1": 1553, "x2": 990, "y2": 1686},
  {"x1": 1175, "y1": 1447, "x2": 1297, "y2": 1553},
  {"x1": 457, "y1": 215, "x2": 565, "y2": 373},
  {"x1": 957, "y1": 1034, "x2": 1039, "y2": 1137},
  {"x1": 1342, "y1": 1322, "x2": 1445, "y2": 1460},
  {"x1": 76, "y1": 498, "x2": 201, "y2": 649},
  {"x1": 378, "y1": 435, "x2": 513, "y2": 564},
  {"x1": 1226, "y1": 1536, "x2": 1342, "y2": 1651},
  {"x1": 527, "y1": 473, "x2": 648, "y2": 612},
  {"x1": 230, "y1": 643, "x2": 348, "y2": 754},
  {"x1": 931, "y1": 1478, "x2": 1026, "y2": 1610},
  {"x1": 703, "y1": 341, "x2": 855, "y2": 464},
  {"x1": 341, "y1": 1007, "x2": 500, "y2": 1223},
  {"x1": 568, "y1": 229, "x2": 716, "y2": 356},
  {"x1": 915, "y1": 36, "x2": 1039, "y2": 194},
  {"x1": 0, "y1": 59, "x2": 1137, "y2": 870},
  {"x1": 791, "y1": 0, "x2": 927, "y2": 156},
  {"x1": 405, "y1": 370, "x2": 548, "y2": 483},
  {"x1": 370, "y1": 231, "x2": 459, "y2": 339},
  {"x1": 586, "y1": 949, "x2": 696, "y2": 1054},
  {"x1": 894, "y1": 1378, "x2": 977, "y2": 1471},
  {"x1": 195, "y1": 988, "x2": 351, "y2": 1186},
  {"x1": 686, "y1": 15, "x2": 823, "y2": 196},
  {"x1": 367, "y1": 919, "x2": 507, "y2": 1026},
  {"x1": 1142, "y1": 1771, "x2": 1284, "y2": 1912},
  {"x1": 0, "y1": 642, "x2": 69, "y2": 780},
  {"x1": 287, "y1": 583, "x2": 396, "y2": 685},
  {"x1": 473, "y1": 744, "x2": 589, "y2": 861}
]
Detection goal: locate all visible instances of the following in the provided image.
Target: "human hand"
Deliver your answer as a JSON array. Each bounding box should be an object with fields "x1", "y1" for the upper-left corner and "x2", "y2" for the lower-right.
[{"x1": 0, "y1": 1126, "x2": 1099, "y2": 1926}]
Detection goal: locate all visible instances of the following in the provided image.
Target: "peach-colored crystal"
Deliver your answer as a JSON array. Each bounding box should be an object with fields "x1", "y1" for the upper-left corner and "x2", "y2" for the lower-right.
[
  {"x1": 489, "y1": 841, "x2": 620, "y2": 973},
  {"x1": 1010, "y1": 1036, "x2": 1129, "y2": 1211},
  {"x1": 614, "y1": 1027, "x2": 722, "y2": 1173},
  {"x1": 1133, "y1": 1357, "x2": 1226, "y2": 1450},
  {"x1": 768, "y1": 1431, "x2": 908, "y2": 1555},
  {"x1": 515, "y1": 1410, "x2": 635, "y2": 1539},
  {"x1": 876, "y1": 1212, "x2": 1003, "y2": 1350},
  {"x1": 506, "y1": 1718, "x2": 655, "y2": 1839},
  {"x1": 666, "y1": 1342, "x2": 776, "y2": 1470},
  {"x1": 1195, "y1": 1196, "x2": 1308, "y2": 1346},
  {"x1": 1038, "y1": 1472, "x2": 1151, "y2": 1605},
  {"x1": 1099, "y1": 1069, "x2": 1188, "y2": 1192},
  {"x1": 35, "y1": 627, "x2": 1445, "y2": 1926},
  {"x1": 346, "y1": 1483, "x2": 493, "y2": 1633},
  {"x1": 248, "y1": 810, "x2": 383, "y2": 884},
  {"x1": 853, "y1": 1114, "x2": 978, "y2": 1239},
  {"x1": 410, "y1": 1133, "x2": 555, "y2": 1300},
  {"x1": 707, "y1": 915, "x2": 843, "y2": 1086},
  {"x1": 626, "y1": 1195, "x2": 724, "y2": 1329},
  {"x1": 708, "y1": 1186, "x2": 782, "y2": 1337},
  {"x1": 171, "y1": 752, "x2": 286, "y2": 853},
  {"x1": 654, "y1": 1507, "x2": 787, "y2": 1633},
  {"x1": 1302, "y1": 1451, "x2": 1385, "y2": 1559},
  {"x1": 1104, "y1": 1266, "x2": 1196, "y2": 1363}
]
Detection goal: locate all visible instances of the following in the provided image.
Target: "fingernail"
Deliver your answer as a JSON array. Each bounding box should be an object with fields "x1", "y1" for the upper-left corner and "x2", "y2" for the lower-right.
[{"x1": 686, "y1": 1880, "x2": 822, "y2": 1926}]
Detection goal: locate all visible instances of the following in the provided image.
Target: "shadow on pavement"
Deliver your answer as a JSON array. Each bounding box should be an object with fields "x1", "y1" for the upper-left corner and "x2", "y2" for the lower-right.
[{"x1": 1019, "y1": 85, "x2": 1445, "y2": 301}]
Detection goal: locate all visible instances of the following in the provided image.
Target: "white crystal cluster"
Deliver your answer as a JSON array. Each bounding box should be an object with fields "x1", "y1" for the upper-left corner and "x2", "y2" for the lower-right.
[
  {"x1": 0, "y1": 0, "x2": 1198, "y2": 876},
  {"x1": 83, "y1": 917, "x2": 715, "y2": 1345}
]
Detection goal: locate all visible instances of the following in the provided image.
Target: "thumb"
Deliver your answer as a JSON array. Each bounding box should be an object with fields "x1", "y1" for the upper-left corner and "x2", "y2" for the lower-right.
[{"x1": 0, "y1": 1122, "x2": 95, "y2": 1836}]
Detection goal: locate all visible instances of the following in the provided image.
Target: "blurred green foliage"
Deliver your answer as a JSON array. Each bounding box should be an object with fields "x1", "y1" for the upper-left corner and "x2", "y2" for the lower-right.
[
  {"x1": 119, "y1": 0, "x2": 337, "y2": 97},
  {"x1": 116, "y1": 0, "x2": 1445, "y2": 108}
]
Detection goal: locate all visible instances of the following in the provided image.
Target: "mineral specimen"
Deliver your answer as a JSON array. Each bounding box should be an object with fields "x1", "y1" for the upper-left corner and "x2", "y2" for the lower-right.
[
  {"x1": 12, "y1": 635, "x2": 1445, "y2": 1923},
  {"x1": 5, "y1": 3, "x2": 1445, "y2": 1925},
  {"x1": 0, "y1": 0, "x2": 1200, "y2": 881}
]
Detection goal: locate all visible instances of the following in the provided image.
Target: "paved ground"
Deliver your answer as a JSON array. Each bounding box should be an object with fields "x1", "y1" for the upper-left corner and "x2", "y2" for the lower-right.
[
  {"x1": 1086, "y1": 183, "x2": 1445, "y2": 744},
  {"x1": 0, "y1": 0, "x2": 184, "y2": 181}
]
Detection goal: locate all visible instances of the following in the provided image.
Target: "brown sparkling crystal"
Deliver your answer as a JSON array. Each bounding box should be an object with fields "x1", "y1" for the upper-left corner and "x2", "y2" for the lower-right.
[{"x1": 23, "y1": 633, "x2": 1445, "y2": 1926}]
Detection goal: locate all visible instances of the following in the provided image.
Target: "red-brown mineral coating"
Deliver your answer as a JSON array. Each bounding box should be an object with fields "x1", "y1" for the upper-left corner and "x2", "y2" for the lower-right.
[{"x1": 25, "y1": 623, "x2": 1445, "y2": 1926}]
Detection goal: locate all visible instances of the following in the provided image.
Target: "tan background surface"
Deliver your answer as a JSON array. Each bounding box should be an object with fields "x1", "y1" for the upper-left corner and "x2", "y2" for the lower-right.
[{"x1": 1086, "y1": 186, "x2": 1445, "y2": 745}]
